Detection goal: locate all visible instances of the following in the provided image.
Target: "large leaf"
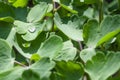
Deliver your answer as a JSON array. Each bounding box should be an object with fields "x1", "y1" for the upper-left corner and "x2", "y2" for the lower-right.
[
  {"x1": 0, "y1": 39, "x2": 14, "y2": 73},
  {"x1": 54, "y1": 40, "x2": 77, "y2": 61},
  {"x1": 55, "y1": 61, "x2": 84, "y2": 80},
  {"x1": 22, "y1": 69, "x2": 40, "y2": 80},
  {"x1": 0, "y1": 22, "x2": 13, "y2": 39},
  {"x1": 83, "y1": 15, "x2": 120, "y2": 48},
  {"x1": 0, "y1": 67, "x2": 25, "y2": 80},
  {"x1": 37, "y1": 35, "x2": 63, "y2": 59},
  {"x1": 14, "y1": 20, "x2": 45, "y2": 41},
  {"x1": 27, "y1": 3, "x2": 48, "y2": 23},
  {"x1": 85, "y1": 52, "x2": 120, "y2": 80},
  {"x1": 54, "y1": 13, "x2": 83, "y2": 41},
  {"x1": 13, "y1": 7, "x2": 28, "y2": 21},
  {"x1": 0, "y1": 22, "x2": 16, "y2": 46},
  {"x1": 30, "y1": 58, "x2": 55, "y2": 80},
  {"x1": 0, "y1": 58, "x2": 55, "y2": 80},
  {"x1": 13, "y1": 32, "x2": 46, "y2": 58},
  {"x1": 0, "y1": 2, "x2": 14, "y2": 18}
]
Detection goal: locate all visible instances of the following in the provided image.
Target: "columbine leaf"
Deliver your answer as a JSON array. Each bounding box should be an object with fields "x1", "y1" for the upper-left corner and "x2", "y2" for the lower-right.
[
  {"x1": 54, "y1": 40, "x2": 77, "y2": 61},
  {"x1": 85, "y1": 52, "x2": 120, "y2": 80},
  {"x1": 27, "y1": 2, "x2": 48, "y2": 23},
  {"x1": 80, "y1": 48, "x2": 96, "y2": 63},
  {"x1": 54, "y1": 13, "x2": 83, "y2": 41},
  {"x1": 14, "y1": 32, "x2": 46, "y2": 58},
  {"x1": 22, "y1": 69, "x2": 40, "y2": 80},
  {"x1": 37, "y1": 35, "x2": 63, "y2": 59},
  {"x1": 0, "y1": 39, "x2": 14, "y2": 73},
  {"x1": 14, "y1": 20, "x2": 45, "y2": 41},
  {"x1": 83, "y1": 15, "x2": 120, "y2": 48},
  {"x1": 0, "y1": 2, "x2": 15, "y2": 18},
  {"x1": 30, "y1": 58, "x2": 55, "y2": 80},
  {"x1": 0, "y1": 67, "x2": 25, "y2": 80},
  {"x1": 55, "y1": 61, "x2": 84, "y2": 80}
]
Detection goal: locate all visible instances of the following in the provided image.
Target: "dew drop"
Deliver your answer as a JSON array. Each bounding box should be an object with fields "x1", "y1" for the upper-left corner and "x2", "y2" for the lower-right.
[{"x1": 28, "y1": 26, "x2": 36, "y2": 33}]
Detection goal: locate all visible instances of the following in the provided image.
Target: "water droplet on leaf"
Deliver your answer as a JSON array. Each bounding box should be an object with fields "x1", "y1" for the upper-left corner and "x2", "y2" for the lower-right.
[{"x1": 28, "y1": 26, "x2": 36, "y2": 33}]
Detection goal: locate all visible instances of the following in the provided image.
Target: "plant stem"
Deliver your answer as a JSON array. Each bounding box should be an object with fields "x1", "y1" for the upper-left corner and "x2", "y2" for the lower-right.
[
  {"x1": 14, "y1": 61, "x2": 27, "y2": 67},
  {"x1": 78, "y1": 41, "x2": 83, "y2": 51},
  {"x1": 52, "y1": 0, "x2": 55, "y2": 32},
  {"x1": 99, "y1": 0, "x2": 103, "y2": 23}
]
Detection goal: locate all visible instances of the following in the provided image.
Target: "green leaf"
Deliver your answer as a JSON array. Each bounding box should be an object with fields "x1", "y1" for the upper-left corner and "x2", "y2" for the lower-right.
[
  {"x1": 13, "y1": 7, "x2": 28, "y2": 21},
  {"x1": 80, "y1": 48, "x2": 96, "y2": 63},
  {"x1": 54, "y1": 13, "x2": 83, "y2": 41},
  {"x1": 27, "y1": 2, "x2": 48, "y2": 23},
  {"x1": 0, "y1": 39, "x2": 14, "y2": 73},
  {"x1": 13, "y1": 32, "x2": 46, "y2": 58},
  {"x1": 85, "y1": 52, "x2": 120, "y2": 80},
  {"x1": 97, "y1": 16, "x2": 120, "y2": 46},
  {"x1": 83, "y1": 15, "x2": 120, "y2": 48},
  {"x1": 0, "y1": 22, "x2": 13, "y2": 39},
  {"x1": 30, "y1": 58, "x2": 55, "y2": 80},
  {"x1": 54, "y1": 40, "x2": 77, "y2": 61},
  {"x1": 0, "y1": 2, "x2": 15, "y2": 18},
  {"x1": 0, "y1": 67, "x2": 25, "y2": 80},
  {"x1": 55, "y1": 61, "x2": 84, "y2": 80},
  {"x1": 22, "y1": 69, "x2": 40, "y2": 80},
  {"x1": 9, "y1": 0, "x2": 28, "y2": 8},
  {"x1": 37, "y1": 35, "x2": 63, "y2": 59},
  {"x1": 14, "y1": 20, "x2": 45, "y2": 41}
]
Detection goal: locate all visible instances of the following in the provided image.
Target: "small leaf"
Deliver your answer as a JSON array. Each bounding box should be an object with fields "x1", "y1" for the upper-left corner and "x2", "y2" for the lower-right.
[
  {"x1": 27, "y1": 2, "x2": 48, "y2": 23},
  {"x1": 80, "y1": 48, "x2": 96, "y2": 63}
]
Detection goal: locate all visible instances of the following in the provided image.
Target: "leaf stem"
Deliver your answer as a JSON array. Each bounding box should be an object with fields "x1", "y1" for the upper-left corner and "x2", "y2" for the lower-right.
[
  {"x1": 14, "y1": 61, "x2": 27, "y2": 67},
  {"x1": 52, "y1": 0, "x2": 55, "y2": 32},
  {"x1": 99, "y1": 0, "x2": 103, "y2": 23},
  {"x1": 78, "y1": 41, "x2": 83, "y2": 51}
]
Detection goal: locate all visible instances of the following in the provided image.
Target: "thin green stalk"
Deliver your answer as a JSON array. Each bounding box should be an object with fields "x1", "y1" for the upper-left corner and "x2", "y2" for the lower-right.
[
  {"x1": 52, "y1": 0, "x2": 55, "y2": 32},
  {"x1": 14, "y1": 61, "x2": 27, "y2": 67},
  {"x1": 99, "y1": 0, "x2": 103, "y2": 23},
  {"x1": 78, "y1": 41, "x2": 83, "y2": 51}
]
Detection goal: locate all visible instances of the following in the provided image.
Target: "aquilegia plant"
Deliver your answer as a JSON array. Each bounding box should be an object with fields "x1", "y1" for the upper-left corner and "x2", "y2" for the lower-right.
[{"x1": 0, "y1": 0, "x2": 120, "y2": 80}]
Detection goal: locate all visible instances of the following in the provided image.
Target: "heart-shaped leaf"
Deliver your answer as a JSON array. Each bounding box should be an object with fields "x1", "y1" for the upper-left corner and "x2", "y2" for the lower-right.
[
  {"x1": 85, "y1": 52, "x2": 120, "y2": 80},
  {"x1": 54, "y1": 13, "x2": 83, "y2": 41},
  {"x1": 0, "y1": 39, "x2": 14, "y2": 73},
  {"x1": 27, "y1": 2, "x2": 48, "y2": 23}
]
